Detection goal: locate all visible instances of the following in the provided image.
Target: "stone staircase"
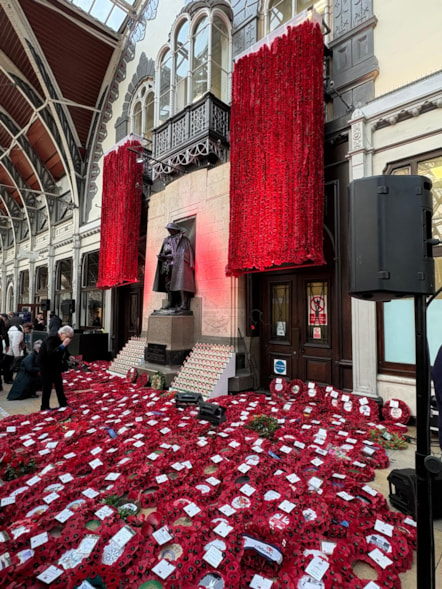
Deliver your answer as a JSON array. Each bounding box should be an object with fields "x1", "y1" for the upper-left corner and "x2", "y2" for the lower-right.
[{"x1": 108, "y1": 336, "x2": 146, "y2": 376}]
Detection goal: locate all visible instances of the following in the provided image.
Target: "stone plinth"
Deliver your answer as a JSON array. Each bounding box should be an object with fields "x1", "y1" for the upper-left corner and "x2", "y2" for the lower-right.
[{"x1": 147, "y1": 314, "x2": 194, "y2": 350}]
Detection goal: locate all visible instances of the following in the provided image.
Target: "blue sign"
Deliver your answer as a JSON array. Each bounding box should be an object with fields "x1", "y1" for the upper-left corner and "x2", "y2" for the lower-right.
[{"x1": 274, "y1": 359, "x2": 287, "y2": 375}]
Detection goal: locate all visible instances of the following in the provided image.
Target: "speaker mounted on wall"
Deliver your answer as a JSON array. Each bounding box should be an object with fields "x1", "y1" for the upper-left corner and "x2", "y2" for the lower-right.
[
  {"x1": 349, "y1": 175, "x2": 435, "y2": 302},
  {"x1": 40, "y1": 299, "x2": 50, "y2": 312},
  {"x1": 61, "y1": 299, "x2": 75, "y2": 314}
]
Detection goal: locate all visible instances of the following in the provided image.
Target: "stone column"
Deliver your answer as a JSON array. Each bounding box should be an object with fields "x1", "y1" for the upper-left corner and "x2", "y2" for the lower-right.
[{"x1": 349, "y1": 110, "x2": 378, "y2": 396}]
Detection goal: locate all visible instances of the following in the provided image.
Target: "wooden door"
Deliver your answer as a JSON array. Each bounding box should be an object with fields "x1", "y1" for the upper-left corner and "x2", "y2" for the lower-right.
[
  {"x1": 260, "y1": 270, "x2": 334, "y2": 388},
  {"x1": 113, "y1": 284, "x2": 143, "y2": 356}
]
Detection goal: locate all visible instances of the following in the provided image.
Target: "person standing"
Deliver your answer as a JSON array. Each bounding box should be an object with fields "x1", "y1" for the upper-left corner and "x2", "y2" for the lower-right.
[
  {"x1": 48, "y1": 312, "x2": 62, "y2": 335},
  {"x1": 3, "y1": 323, "x2": 24, "y2": 384},
  {"x1": 38, "y1": 325, "x2": 73, "y2": 411},
  {"x1": 33, "y1": 313, "x2": 46, "y2": 331},
  {"x1": 6, "y1": 312, "x2": 23, "y2": 329},
  {"x1": 22, "y1": 322, "x2": 32, "y2": 354}
]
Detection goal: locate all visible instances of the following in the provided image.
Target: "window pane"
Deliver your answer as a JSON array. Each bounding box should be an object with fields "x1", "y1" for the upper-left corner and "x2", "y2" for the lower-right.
[
  {"x1": 417, "y1": 156, "x2": 442, "y2": 244},
  {"x1": 58, "y1": 260, "x2": 72, "y2": 290},
  {"x1": 193, "y1": 17, "x2": 209, "y2": 70},
  {"x1": 175, "y1": 21, "x2": 189, "y2": 111},
  {"x1": 269, "y1": 0, "x2": 292, "y2": 31},
  {"x1": 211, "y1": 17, "x2": 229, "y2": 101},
  {"x1": 133, "y1": 102, "x2": 142, "y2": 136},
  {"x1": 383, "y1": 299, "x2": 415, "y2": 364},
  {"x1": 306, "y1": 281, "x2": 328, "y2": 343},
  {"x1": 211, "y1": 64, "x2": 228, "y2": 102},
  {"x1": 391, "y1": 166, "x2": 411, "y2": 175},
  {"x1": 36, "y1": 266, "x2": 48, "y2": 291},
  {"x1": 85, "y1": 252, "x2": 99, "y2": 287},
  {"x1": 145, "y1": 93, "x2": 155, "y2": 141},
  {"x1": 81, "y1": 289, "x2": 104, "y2": 328},
  {"x1": 298, "y1": 0, "x2": 314, "y2": 11},
  {"x1": 192, "y1": 65, "x2": 208, "y2": 101},
  {"x1": 192, "y1": 17, "x2": 209, "y2": 102},
  {"x1": 271, "y1": 283, "x2": 289, "y2": 339},
  {"x1": 159, "y1": 50, "x2": 171, "y2": 123},
  {"x1": 19, "y1": 270, "x2": 29, "y2": 304}
]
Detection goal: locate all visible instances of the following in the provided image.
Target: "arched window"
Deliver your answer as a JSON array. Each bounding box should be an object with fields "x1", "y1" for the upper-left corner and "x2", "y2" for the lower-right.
[
  {"x1": 157, "y1": 6, "x2": 231, "y2": 121},
  {"x1": 192, "y1": 16, "x2": 209, "y2": 102},
  {"x1": 6, "y1": 282, "x2": 14, "y2": 313},
  {"x1": 19, "y1": 269, "x2": 29, "y2": 305},
  {"x1": 55, "y1": 258, "x2": 73, "y2": 321},
  {"x1": 211, "y1": 14, "x2": 230, "y2": 103},
  {"x1": 81, "y1": 251, "x2": 104, "y2": 329},
  {"x1": 130, "y1": 79, "x2": 155, "y2": 142},
  {"x1": 34, "y1": 265, "x2": 48, "y2": 306},
  {"x1": 133, "y1": 101, "x2": 142, "y2": 135},
  {"x1": 175, "y1": 19, "x2": 190, "y2": 113},
  {"x1": 159, "y1": 49, "x2": 172, "y2": 125},
  {"x1": 266, "y1": 0, "x2": 317, "y2": 33}
]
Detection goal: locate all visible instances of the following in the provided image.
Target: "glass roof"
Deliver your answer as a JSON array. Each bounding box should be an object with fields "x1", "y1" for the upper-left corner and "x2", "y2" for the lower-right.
[{"x1": 63, "y1": 0, "x2": 139, "y2": 33}]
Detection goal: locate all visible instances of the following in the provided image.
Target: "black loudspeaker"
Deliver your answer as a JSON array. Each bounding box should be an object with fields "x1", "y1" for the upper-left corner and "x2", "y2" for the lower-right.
[
  {"x1": 349, "y1": 175, "x2": 435, "y2": 301},
  {"x1": 40, "y1": 299, "x2": 50, "y2": 311},
  {"x1": 61, "y1": 299, "x2": 75, "y2": 314},
  {"x1": 198, "y1": 401, "x2": 227, "y2": 426},
  {"x1": 388, "y1": 467, "x2": 442, "y2": 519},
  {"x1": 175, "y1": 392, "x2": 203, "y2": 406}
]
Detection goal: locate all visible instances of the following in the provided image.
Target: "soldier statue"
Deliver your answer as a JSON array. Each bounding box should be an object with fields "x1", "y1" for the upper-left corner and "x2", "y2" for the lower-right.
[{"x1": 153, "y1": 222, "x2": 195, "y2": 313}]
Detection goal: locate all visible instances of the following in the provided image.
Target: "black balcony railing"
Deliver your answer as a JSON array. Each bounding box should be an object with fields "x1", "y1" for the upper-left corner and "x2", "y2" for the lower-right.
[{"x1": 150, "y1": 92, "x2": 230, "y2": 182}]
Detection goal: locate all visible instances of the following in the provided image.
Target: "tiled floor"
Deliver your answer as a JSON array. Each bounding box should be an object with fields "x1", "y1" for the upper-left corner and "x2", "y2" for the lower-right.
[{"x1": 1, "y1": 383, "x2": 442, "y2": 587}]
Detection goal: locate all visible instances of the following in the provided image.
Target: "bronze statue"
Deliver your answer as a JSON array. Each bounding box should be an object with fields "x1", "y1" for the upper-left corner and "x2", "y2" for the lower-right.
[{"x1": 153, "y1": 222, "x2": 195, "y2": 313}]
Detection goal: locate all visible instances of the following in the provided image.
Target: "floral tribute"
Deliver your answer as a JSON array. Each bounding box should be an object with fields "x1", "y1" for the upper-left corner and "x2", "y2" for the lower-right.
[
  {"x1": 97, "y1": 138, "x2": 143, "y2": 289},
  {"x1": 227, "y1": 20, "x2": 325, "y2": 276},
  {"x1": 0, "y1": 365, "x2": 416, "y2": 588},
  {"x1": 382, "y1": 399, "x2": 411, "y2": 425}
]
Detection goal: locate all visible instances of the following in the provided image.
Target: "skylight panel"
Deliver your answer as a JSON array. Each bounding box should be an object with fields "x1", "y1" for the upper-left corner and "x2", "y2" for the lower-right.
[{"x1": 64, "y1": 0, "x2": 130, "y2": 33}]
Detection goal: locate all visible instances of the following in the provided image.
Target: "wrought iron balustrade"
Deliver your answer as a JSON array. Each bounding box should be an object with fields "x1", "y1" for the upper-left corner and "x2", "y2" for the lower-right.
[{"x1": 150, "y1": 92, "x2": 230, "y2": 182}]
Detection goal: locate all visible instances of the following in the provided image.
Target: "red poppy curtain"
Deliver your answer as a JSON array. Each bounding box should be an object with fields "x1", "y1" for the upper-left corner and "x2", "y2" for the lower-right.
[
  {"x1": 226, "y1": 20, "x2": 325, "y2": 276},
  {"x1": 97, "y1": 139, "x2": 142, "y2": 289}
]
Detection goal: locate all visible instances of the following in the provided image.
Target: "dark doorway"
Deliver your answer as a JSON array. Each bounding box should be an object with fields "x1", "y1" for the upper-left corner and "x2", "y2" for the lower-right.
[
  {"x1": 259, "y1": 268, "x2": 335, "y2": 388},
  {"x1": 111, "y1": 197, "x2": 147, "y2": 358},
  {"x1": 112, "y1": 283, "x2": 143, "y2": 356}
]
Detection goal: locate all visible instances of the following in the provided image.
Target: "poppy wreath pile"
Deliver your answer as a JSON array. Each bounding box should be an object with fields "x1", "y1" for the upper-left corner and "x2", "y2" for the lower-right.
[
  {"x1": 382, "y1": 399, "x2": 411, "y2": 425},
  {"x1": 0, "y1": 363, "x2": 415, "y2": 588}
]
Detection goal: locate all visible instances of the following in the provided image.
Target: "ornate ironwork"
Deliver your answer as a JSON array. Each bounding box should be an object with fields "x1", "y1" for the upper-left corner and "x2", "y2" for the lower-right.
[{"x1": 151, "y1": 93, "x2": 230, "y2": 181}]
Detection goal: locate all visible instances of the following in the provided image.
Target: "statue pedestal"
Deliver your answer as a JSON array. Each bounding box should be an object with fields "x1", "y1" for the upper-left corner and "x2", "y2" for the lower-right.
[{"x1": 145, "y1": 313, "x2": 194, "y2": 367}]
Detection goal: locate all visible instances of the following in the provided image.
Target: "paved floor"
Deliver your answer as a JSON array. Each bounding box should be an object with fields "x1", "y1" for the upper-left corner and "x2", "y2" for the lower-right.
[{"x1": 1, "y1": 382, "x2": 442, "y2": 587}]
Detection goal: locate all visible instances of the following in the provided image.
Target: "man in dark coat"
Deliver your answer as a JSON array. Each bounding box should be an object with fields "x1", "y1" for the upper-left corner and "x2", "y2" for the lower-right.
[
  {"x1": 33, "y1": 313, "x2": 46, "y2": 331},
  {"x1": 38, "y1": 325, "x2": 73, "y2": 411},
  {"x1": 153, "y1": 222, "x2": 195, "y2": 312},
  {"x1": 7, "y1": 340, "x2": 42, "y2": 400},
  {"x1": 48, "y1": 312, "x2": 62, "y2": 335}
]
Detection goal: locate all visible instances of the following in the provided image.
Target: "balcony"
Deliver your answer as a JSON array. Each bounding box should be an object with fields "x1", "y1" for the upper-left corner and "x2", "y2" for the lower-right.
[{"x1": 150, "y1": 92, "x2": 230, "y2": 183}]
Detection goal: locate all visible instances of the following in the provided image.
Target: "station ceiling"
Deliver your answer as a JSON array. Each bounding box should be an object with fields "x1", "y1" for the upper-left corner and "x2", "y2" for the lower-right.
[{"x1": 0, "y1": 0, "x2": 152, "y2": 232}]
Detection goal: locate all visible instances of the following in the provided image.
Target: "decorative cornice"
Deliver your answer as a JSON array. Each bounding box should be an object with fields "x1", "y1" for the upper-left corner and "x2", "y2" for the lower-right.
[
  {"x1": 371, "y1": 95, "x2": 442, "y2": 130},
  {"x1": 350, "y1": 70, "x2": 442, "y2": 128}
]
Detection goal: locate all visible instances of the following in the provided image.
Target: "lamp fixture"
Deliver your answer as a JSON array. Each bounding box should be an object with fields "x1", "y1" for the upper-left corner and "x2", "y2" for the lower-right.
[{"x1": 127, "y1": 146, "x2": 182, "y2": 173}]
